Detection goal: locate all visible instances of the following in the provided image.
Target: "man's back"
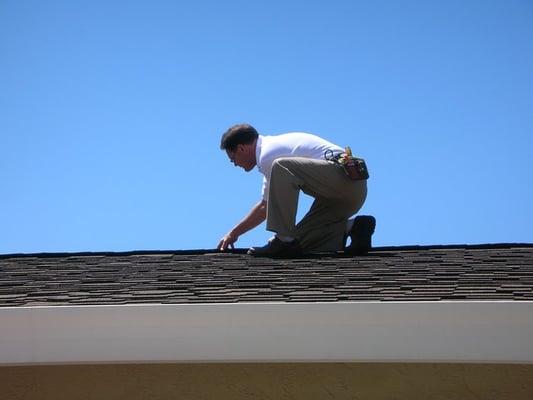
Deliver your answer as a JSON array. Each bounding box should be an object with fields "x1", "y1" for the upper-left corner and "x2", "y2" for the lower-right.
[{"x1": 256, "y1": 132, "x2": 343, "y2": 175}]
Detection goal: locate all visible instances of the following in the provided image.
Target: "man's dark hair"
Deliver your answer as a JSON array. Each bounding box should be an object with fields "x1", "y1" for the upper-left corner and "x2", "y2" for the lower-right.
[{"x1": 220, "y1": 124, "x2": 259, "y2": 151}]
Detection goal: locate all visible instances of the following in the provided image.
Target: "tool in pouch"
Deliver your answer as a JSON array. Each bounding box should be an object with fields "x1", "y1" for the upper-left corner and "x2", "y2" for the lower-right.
[{"x1": 325, "y1": 146, "x2": 369, "y2": 180}]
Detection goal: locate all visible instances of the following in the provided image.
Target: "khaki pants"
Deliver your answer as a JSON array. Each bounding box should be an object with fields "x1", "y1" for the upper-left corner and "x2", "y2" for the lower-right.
[{"x1": 266, "y1": 157, "x2": 367, "y2": 253}]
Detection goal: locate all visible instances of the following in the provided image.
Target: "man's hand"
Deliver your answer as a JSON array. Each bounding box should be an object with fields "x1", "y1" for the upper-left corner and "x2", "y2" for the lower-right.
[
  {"x1": 217, "y1": 200, "x2": 266, "y2": 252},
  {"x1": 218, "y1": 232, "x2": 238, "y2": 251}
]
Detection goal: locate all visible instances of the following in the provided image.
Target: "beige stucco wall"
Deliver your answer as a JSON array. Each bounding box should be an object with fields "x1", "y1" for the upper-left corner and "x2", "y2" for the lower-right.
[{"x1": 2, "y1": 362, "x2": 532, "y2": 399}]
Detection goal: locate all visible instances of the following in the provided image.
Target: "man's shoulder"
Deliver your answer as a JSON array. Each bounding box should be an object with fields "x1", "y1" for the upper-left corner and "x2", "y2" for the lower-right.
[
  {"x1": 258, "y1": 133, "x2": 302, "y2": 155},
  {"x1": 266, "y1": 131, "x2": 314, "y2": 140},
  {"x1": 256, "y1": 134, "x2": 294, "y2": 173},
  {"x1": 261, "y1": 132, "x2": 318, "y2": 147}
]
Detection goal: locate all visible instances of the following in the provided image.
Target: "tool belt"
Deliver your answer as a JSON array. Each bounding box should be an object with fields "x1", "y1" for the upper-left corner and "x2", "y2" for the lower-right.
[{"x1": 325, "y1": 147, "x2": 369, "y2": 181}]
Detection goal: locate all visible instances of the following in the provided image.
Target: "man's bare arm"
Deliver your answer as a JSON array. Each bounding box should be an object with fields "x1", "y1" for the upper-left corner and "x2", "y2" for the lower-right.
[{"x1": 218, "y1": 200, "x2": 267, "y2": 251}]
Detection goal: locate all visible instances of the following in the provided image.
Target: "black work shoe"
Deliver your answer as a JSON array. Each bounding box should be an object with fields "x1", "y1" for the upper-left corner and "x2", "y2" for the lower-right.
[
  {"x1": 345, "y1": 215, "x2": 376, "y2": 255},
  {"x1": 248, "y1": 237, "x2": 302, "y2": 258}
]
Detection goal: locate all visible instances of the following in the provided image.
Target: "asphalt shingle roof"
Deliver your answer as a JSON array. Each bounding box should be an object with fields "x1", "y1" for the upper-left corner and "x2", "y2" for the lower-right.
[{"x1": 1, "y1": 244, "x2": 532, "y2": 307}]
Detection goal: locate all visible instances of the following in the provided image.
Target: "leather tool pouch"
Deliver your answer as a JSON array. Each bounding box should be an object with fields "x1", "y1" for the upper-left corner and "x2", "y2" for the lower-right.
[
  {"x1": 325, "y1": 148, "x2": 369, "y2": 181},
  {"x1": 344, "y1": 157, "x2": 369, "y2": 180}
]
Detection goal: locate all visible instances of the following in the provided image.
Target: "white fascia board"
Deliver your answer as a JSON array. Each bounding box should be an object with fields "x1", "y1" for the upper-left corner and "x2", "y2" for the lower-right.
[{"x1": 1, "y1": 301, "x2": 532, "y2": 365}]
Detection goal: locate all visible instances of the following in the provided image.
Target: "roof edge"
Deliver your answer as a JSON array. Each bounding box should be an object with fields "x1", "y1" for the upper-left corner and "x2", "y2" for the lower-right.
[{"x1": 1, "y1": 243, "x2": 532, "y2": 260}]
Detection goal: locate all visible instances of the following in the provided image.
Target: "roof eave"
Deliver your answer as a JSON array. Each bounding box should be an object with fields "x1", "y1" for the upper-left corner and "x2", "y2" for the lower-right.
[{"x1": 1, "y1": 300, "x2": 532, "y2": 365}]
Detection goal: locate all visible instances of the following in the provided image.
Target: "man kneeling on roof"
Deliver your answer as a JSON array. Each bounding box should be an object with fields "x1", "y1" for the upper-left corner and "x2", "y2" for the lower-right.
[{"x1": 217, "y1": 123, "x2": 376, "y2": 257}]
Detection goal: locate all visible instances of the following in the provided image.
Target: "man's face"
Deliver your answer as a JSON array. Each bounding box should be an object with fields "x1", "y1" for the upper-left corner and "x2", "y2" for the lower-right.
[{"x1": 227, "y1": 144, "x2": 255, "y2": 172}]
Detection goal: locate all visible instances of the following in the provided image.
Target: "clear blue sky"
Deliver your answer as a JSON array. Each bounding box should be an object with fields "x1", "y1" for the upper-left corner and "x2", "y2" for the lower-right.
[{"x1": 1, "y1": 0, "x2": 532, "y2": 254}]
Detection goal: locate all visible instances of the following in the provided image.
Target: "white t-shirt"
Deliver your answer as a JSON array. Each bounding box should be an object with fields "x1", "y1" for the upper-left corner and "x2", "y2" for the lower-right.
[{"x1": 255, "y1": 132, "x2": 344, "y2": 200}]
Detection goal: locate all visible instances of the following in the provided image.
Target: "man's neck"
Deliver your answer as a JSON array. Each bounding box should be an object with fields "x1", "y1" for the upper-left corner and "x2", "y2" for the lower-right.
[{"x1": 251, "y1": 138, "x2": 258, "y2": 166}]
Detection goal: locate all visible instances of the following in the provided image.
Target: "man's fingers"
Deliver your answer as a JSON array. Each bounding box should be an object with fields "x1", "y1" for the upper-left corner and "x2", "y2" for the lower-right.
[
  {"x1": 218, "y1": 234, "x2": 237, "y2": 252},
  {"x1": 218, "y1": 238, "x2": 230, "y2": 251}
]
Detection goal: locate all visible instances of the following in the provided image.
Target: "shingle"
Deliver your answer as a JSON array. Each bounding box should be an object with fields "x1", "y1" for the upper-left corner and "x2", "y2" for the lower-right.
[{"x1": 0, "y1": 244, "x2": 532, "y2": 306}]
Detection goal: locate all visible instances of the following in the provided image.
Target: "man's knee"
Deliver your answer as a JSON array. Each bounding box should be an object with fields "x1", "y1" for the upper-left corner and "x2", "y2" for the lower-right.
[
  {"x1": 271, "y1": 158, "x2": 303, "y2": 186},
  {"x1": 271, "y1": 158, "x2": 295, "y2": 178},
  {"x1": 272, "y1": 157, "x2": 293, "y2": 170}
]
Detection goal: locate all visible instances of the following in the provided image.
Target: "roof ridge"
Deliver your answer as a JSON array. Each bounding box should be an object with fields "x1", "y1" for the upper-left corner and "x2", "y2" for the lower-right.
[{"x1": 1, "y1": 243, "x2": 532, "y2": 260}]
